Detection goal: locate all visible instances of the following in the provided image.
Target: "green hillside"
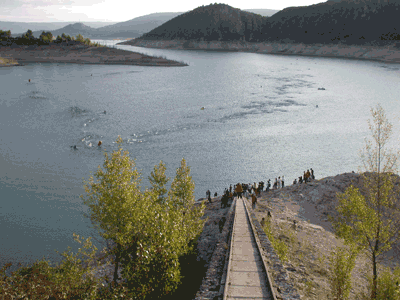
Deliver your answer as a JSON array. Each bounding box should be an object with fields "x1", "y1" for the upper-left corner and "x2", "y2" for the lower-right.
[{"x1": 137, "y1": 1, "x2": 400, "y2": 46}]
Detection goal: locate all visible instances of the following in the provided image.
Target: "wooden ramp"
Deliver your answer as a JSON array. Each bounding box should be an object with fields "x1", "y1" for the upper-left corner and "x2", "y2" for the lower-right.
[{"x1": 223, "y1": 198, "x2": 276, "y2": 300}]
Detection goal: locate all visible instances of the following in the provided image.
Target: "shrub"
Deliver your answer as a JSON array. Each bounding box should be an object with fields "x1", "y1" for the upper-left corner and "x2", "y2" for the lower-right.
[{"x1": 328, "y1": 245, "x2": 357, "y2": 300}]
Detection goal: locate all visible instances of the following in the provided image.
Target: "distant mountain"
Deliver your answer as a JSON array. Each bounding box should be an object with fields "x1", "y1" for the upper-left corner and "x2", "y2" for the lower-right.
[
  {"x1": 243, "y1": 9, "x2": 279, "y2": 16},
  {"x1": 138, "y1": 4, "x2": 267, "y2": 42},
  {"x1": 95, "y1": 12, "x2": 185, "y2": 38},
  {"x1": 130, "y1": 1, "x2": 400, "y2": 46},
  {"x1": 6, "y1": 12, "x2": 187, "y2": 40},
  {"x1": 33, "y1": 23, "x2": 97, "y2": 38},
  {"x1": 1, "y1": 21, "x2": 116, "y2": 35}
]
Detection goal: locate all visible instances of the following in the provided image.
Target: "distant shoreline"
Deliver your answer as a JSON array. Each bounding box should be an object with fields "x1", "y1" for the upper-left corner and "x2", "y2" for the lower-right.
[
  {"x1": 0, "y1": 44, "x2": 187, "y2": 67},
  {"x1": 121, "y1": 39, "x2": 400, "y2": 64}
]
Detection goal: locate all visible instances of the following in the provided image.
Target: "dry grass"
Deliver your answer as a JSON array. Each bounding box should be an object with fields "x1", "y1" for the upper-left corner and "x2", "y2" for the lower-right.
[{"x1": 0, "y1": 57, "x2": 18, "y2": 66}]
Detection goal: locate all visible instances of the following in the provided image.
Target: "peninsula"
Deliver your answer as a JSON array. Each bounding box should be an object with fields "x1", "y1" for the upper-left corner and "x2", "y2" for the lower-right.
[
  {"x1": 0, "y1": 31, "x2": 187, "y2": 67},
  {"x1": 120, "y1": 2, "x2": 400, "y2": 65},
  {"x1": 0, "y1": 44, "x2": 187, "y2": 67}
]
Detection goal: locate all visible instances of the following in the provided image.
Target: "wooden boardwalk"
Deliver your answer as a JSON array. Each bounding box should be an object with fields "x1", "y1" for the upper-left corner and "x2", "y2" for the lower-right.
[{"x1": 223, "y1": 198, "x2": 276, "y2": 300}]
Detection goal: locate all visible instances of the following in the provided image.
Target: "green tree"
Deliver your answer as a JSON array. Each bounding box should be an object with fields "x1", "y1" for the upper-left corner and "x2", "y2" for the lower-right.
[
  {"x1": 23, "y1": 29, "x2": 33, "y2": 39},
  {"x1": 81, "y1": 135, "x2": 141, "y2": 287},
  {"x1": 329, "y1": 245, "x2": 358, "y2": 300},
  {"x1": 0, "y1": 234, "x2": 106, "y2": 299},
  {"x1": 332, "y1": 104, "x2": 400, "y2": 300},
  {"x1": 149, "y1": 161, "x2": 169, "y2": 203},
  {"x1": 76, "y1": 33, "x2": 85, "y2": 42},
  {"x1": 81, "y1": 137, "x2": 206, "y2": 298},
  {"x1": 0, "y1": 29, "x2": 11, "y2": 41},
  {"x1": 39, "y1": 31, "x2": 53, "y2": 43}
]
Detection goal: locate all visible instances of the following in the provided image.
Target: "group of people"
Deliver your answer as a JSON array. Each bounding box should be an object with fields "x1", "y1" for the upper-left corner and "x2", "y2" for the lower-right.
[
  {"x1": 272, "y1": 176, "x2": 285, "y2": 189},
  {"x1": 205, "y1": 170, "x2": 315, "y2": 209},
  {"x1": 293, "y1": 168, "x2": 315, "y2": 184}
]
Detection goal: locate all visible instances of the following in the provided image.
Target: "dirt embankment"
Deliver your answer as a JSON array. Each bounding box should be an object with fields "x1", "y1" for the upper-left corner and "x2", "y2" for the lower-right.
[
  {"x1": 0, "y1": 44, "x2": 187, "y2": 67},
  {"x1": 122, "y1": 39, "x2": 400, "y2": 64}
]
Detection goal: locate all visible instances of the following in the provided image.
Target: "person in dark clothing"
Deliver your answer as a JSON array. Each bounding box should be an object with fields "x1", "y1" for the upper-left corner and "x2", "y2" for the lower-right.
[
  {"x1": 214, "y1": 192, "x2": 218, "y2": 197},
  {"x1": 221, "y1": 194, "x2": 228, "y2": 208},
  {"x1": 266, "y1": 179, "x2": 271, "y2": 192},
  {"x1": 311, "y1": 168, "x2": 315, "y2": 180},
  {"x1": 229, "y1": 184, "x2": 232, "y2": 194},
  {"x1": 299, "y1": 176, "x2": 303, "y2": 184},
  {"x1": 282, "y1": 176, "x2": 285, "y2": 188},
  {"x1": 293, "y1": 178, "x2": 297, "y2": 185},
  {"x1": 206, "y1": 190, "x2": 210, "y2": 199},
  {"x1": 251, "y1": 193, "x2": 257, "y2": 209}
]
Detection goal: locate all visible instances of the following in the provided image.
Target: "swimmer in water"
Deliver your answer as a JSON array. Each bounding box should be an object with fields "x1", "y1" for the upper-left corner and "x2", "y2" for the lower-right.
[
  {"x1": 29, "y1": 79, "x2": 31, "y2": 82},
  {"x1": 104, "y1": 110, "x2": 106, "y2": 114},
  {"x1": 98, "y1": 141, "x2": 102, "y2": 146},
  {"x1": 70, "y1": 145, "x2": 77, "y2": 149}
]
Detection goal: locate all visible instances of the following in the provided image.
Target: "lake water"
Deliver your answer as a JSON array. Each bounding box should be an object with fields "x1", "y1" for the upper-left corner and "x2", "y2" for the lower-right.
[{"x1": 1, "y1": 40, "x2": 400, "y2": 271}]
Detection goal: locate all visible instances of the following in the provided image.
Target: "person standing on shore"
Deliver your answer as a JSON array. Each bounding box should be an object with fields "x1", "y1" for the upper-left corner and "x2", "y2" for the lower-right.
[
  {"x1": 266, "y1": 179, "x2": 271, "y2": 191},
  {"x1": 229, "y1": 184, "x2": 232, "y2": 194},
  {"x1": 251, "y1": 193, "x2": 257, "y2": 209},
  {"x1": 273, "y1": 178, "x2": 277, "y2": 189},
  {"x1": 278, "y1": 176, "x2": 281, "y2": 189},
  {"x1": 235, "y1": 183, "x2": 243, "y2": 199},
  {"x1": 282, "y1": 176, "x2": 285, "y2": 188},
  {"x1": 311, "y1": 168, "x2": 315, "y2": 180}
]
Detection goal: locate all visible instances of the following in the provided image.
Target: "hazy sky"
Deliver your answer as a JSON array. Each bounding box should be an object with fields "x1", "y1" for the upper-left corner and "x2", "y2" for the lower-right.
[{"x1": 0, "y1": 0, "x2": 327, "y2": 23}]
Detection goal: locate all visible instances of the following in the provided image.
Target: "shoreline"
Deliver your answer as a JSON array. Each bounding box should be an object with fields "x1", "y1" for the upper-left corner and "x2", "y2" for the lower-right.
[
  {"x1": 0, "y1": 44, "x2": 188, "y2": 67},
  {"x1": 122, "y1": 39, "x2": 400, "y2": 64}
]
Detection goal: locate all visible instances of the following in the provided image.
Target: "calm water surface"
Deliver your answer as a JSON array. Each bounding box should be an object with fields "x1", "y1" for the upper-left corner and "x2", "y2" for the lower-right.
[{"x1": 1, "y1": 40, "x2": 400, "y2": 269}]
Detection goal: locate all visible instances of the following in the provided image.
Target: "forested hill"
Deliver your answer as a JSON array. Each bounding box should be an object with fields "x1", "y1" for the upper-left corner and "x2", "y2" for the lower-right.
[
  {"x1": 135, "y1": 1, "x2": 400, "y2": 46},
  {"x1": 264, "y1": 0, "x2": 400, "y2": 45},
  {"x1": 139, "y1": 4, "x2": 267, "y2": 42}
]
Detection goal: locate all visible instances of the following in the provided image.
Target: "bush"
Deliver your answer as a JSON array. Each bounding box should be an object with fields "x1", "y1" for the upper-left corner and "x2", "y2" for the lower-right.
[
  {"x1": 328, "y1": 245, "x2": 357, "y2": 300},
  {"x1": 262, "y1": 219, "x2": 288, "y2": 262}
]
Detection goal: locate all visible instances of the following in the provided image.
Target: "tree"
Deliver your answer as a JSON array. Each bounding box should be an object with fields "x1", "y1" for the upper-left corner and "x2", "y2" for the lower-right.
[
  {"x1": 22, "y1": 29, "x2": 34, "y2": 40},
  {"x1": 39, "y1": 31, "x2": 53, "y2": 43},
  {"x1": 332, "y1": 104, "x2": 400, "y2": 300},
  {"x1": 81, "y1": 137, "x2": 206, "y2": 298},
  {"x1": 81, "y1": 136, "x2": 142, "y2": 287},
  {"x1": 75, "y1": 33, "x2": 85, "y2": 43},
  {"x1": 149, "y1": 161, "x2": 169, "y2": 203},
  {"x1": 0, "y1": 30, "x2": 11, "y2": 41}
]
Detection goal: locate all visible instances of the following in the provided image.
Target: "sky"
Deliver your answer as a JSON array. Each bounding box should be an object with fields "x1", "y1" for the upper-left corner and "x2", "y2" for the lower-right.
[{"x1": 0, "y1": 0, "x2": 328, "y2": 23}]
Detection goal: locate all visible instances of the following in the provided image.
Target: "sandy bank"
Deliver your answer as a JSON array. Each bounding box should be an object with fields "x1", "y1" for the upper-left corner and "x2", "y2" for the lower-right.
[
  {"x1": 124, "y1": 39, "x2": 400, "y2": 64},
  {"x1": 0, "y1": 44, "x2": 187, "y2": 67}
]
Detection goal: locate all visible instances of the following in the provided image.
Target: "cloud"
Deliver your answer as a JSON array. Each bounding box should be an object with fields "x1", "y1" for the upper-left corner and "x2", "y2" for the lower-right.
[{"x1": 0, "y1": 0, "x2": 106, "y2": 8}]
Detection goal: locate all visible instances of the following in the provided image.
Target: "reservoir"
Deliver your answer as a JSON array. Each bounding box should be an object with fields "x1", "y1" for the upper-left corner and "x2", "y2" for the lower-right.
[{"x1": 1, "y1": 40, "x2": 400, "y2": 271}]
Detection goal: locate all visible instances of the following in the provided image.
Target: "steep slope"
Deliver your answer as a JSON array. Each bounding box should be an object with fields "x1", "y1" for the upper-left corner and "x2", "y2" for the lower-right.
[
  {"x1": 129, "y1": 1, "x2": 400, "y2": 47},
  {"x1": 263, "y1": 0, "x2": 400, "y2": 45},
  {"x1": 139, "y1": 4, "x2": 268, "y2": 42}
]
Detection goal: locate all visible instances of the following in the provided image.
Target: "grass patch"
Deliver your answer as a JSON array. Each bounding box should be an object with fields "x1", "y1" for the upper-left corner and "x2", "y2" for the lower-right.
[{"x1": 0, "y1": 57, "x2": 18, "y2": 65}]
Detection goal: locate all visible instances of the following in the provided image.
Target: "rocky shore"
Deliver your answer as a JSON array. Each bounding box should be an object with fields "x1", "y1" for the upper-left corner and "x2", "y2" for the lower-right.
[
  {"x1": 61, "y1": 172, "x2": 400, "y2": 299},
  {"x1": 0, "y1": 44, "x2": 187, "y2": 67},
  {"x1": 121, "y1": 39, "x2": 400, "y2": 64}
]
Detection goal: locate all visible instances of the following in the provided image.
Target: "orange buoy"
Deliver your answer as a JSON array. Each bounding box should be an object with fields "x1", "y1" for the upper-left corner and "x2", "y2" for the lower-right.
[{"x1": 98, "y1": 141, "x2": 102, "y2": 146}]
